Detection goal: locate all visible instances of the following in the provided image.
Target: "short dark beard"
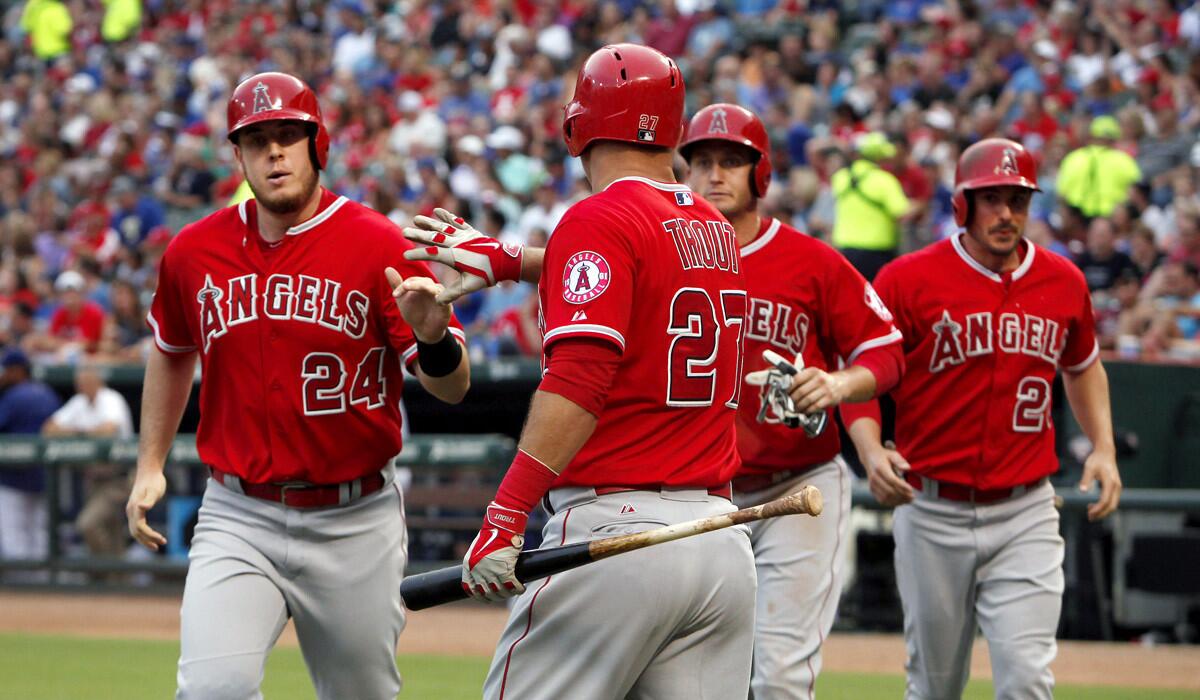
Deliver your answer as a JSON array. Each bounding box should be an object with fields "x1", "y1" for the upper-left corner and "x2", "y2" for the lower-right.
[{"x1": 250, "y1": 167, "x2": 320, "y2": 215}]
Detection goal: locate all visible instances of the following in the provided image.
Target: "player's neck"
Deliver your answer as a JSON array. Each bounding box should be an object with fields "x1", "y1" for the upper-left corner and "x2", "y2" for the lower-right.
[
  {"x1": 583, "y1": 145, "x2": 676, "y2": 193},
  {"x1": 729, "y1": 208, "x2": 761, "y2": 247},
  {"x1": 961, "y1": 231, "x2": 1024, "y2": 273},
  {"x1": 257, "y1": 188, "x2": 324, "y2": 243}
]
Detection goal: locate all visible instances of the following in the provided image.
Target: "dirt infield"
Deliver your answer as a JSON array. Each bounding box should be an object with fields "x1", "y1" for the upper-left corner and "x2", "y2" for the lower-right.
[{"x1": 2, "y1": 591, "x2": 1197, "y2": 691}]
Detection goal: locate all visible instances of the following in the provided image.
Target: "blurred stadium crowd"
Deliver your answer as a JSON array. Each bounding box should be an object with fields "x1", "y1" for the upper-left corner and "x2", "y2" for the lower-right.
[{"x1": 2, "y1": 0, "x2": 1200, "y2": 371}]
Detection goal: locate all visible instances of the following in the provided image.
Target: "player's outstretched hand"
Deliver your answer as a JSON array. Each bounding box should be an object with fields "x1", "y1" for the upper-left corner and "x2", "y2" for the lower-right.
[
  {"x1": 1079, "y1": 450, "x2": 1121, "y2": 521},
  {"x1": 462, "y1": 503, "x2": 528, "y2": 602},
  {"x1": 385, "y1": 267, "x2": 452, "y2": 343},
  {"x1": 789, "y1": 367, "x2": 850, "y2": 414},
  {"x1": 401, "y1": 208, "x2": 523, "y2": 304},
  {"x1": 126, "y1": 470, "x2": 167, "y2": 551},
  {"x1": 862, "y1": 440, "x2": 913, "y2": 507}
]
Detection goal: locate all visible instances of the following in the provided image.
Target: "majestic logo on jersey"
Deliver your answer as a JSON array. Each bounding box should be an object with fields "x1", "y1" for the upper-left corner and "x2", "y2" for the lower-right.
[
  {"x1": 562, "y1": 251, "x2": 611, "y2": 304},
  {"x1": 197, "y1": 274, "x2": 228, "y2": 352},
  {"x1": 864, "y1": 283, "x2": 894, "y2": 323},
  {"x1": 929, "y1": 308, "x2": 1066, "y2": 373},
  {"x1": 193, "y1": 273, "x2": 372, "y2": 353},
  {"x1": 252, "y1": 81, "x2": 281, "y2": 114},
  {"x1": 995, "y1": 148, "x2": 1019, "y2": 176},
  {"x1": 663, "y1": 218, "x2": 739, "y2": 273},
  {"x1": 708, "y1": 107, "x2": 729, "y2": 134},
  {"x1": 746, "y1": 297, "x2": 810, "y2": 358}
]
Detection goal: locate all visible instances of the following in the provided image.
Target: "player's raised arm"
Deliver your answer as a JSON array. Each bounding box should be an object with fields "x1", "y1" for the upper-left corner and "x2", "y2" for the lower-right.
[
  {"x1": 384, "y1": 267, "x2": 470, "y2": 404},
  {"x1": 402, "y1": 208, "x2": 544, "y2": 302}
]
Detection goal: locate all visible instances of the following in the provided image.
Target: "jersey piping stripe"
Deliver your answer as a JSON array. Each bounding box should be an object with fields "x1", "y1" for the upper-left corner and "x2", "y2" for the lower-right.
[
  {"x1": 400, "y1": 327, "x2": 468, "y2": 368},
  {"x1": 287, "y1": 196, "x2": 349, "y2": 235},
  {"x1": 235, "y1": 194, "x2": 350, "y2": 236},
  {"x1": 604, "y1": 176, "x2": 691, "y2": 193},
  {"x1": 806, "y1": 459, "x2": 848, "y2": 700},
  {"x1": 739, "y1": 218, "x2": 781, "y2": 257},
  {"x1": 844, "y1": 328, "x2": 903, "y2": 366},
  {"x1": 145, "y1": 311, "x2": 197, "y2": 353},
  {"x1": 498, "y1": 506, "x2": 573, "y2": 700},
  {"x1": 1061, "y1": 340, "x2": 1100, "y2": 374},
  {"x1": 542, "y1": 324, "x2": 627, "y2": 351},
  {"x1": 950, "y1": 233, "x2": 1036, "y2": 282}
]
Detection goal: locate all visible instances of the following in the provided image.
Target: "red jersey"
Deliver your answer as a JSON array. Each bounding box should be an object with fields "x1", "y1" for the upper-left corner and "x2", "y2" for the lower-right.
[
  {"x1": 147, "y1": 189, "x2": 464, "y2": 485},
  {"x1": 874, "y1": 234, "x2": 1099, "y2": 489},
  {"x1": 539, "y1": 177, "x2": 746, "y2": 489},
  {"x1": 736, "y1": 218, "x2": 902, "y2": 475},
  {"x1": 50, "y1": 302, "x2": 106, "y2": 350}
]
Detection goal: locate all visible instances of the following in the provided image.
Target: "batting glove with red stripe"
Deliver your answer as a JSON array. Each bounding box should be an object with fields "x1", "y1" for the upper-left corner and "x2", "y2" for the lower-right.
[
  {"x1": 462, "y1": 502, "x2": 528, "y2": 601},
  {"x1": 402, "y1": 208, "x2": 523, "y2": 304}
]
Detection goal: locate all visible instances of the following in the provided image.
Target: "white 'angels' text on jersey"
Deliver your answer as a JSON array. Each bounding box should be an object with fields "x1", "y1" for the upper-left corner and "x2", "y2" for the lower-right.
[{"x1": 929, "y1": 309, "x2": 1067, "y2": 373}]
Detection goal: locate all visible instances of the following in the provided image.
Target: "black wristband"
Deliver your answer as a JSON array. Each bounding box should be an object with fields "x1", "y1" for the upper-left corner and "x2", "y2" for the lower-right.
[{"x1": 416, "y1": 332, "x2": 463, "y2": 377}]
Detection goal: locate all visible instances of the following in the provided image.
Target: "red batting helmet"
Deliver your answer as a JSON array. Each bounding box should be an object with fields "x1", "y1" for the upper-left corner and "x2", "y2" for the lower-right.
[
  {"x1": 679, "y1": 103, "x2": 772, "y2": 197},
  {"x1": 562, "y1": 44, "x2": 685, "y2": 158},
  {"x1": 227, "y1": 72, "x2": 331, "y2": 170},
  {"x1": 952, "y1": 138, "x2": 1040, "y2": 227}
]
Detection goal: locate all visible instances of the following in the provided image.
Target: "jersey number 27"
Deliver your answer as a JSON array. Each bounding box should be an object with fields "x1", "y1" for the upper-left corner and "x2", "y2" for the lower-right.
[{"x1": 667, "y1": 288, "x2": 747, "y2": 409}]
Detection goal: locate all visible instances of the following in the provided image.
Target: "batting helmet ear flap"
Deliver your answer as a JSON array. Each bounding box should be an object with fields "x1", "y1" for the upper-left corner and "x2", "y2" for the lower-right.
[
  {"x1": 952, "y1": 187, "x2": 970, "y2": 227},
  {"x1": 751, "y1": 153, "x2": 772, "y2": 198}
]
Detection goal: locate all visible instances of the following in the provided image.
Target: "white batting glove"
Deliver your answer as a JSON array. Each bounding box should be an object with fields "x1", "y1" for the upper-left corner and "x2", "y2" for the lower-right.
[
  {"x1": 744, "y1": 350, "x2": 828, "y2": 438},
  {"x1": 402, "y1": 208, "x2": 524, "y2": 304},
  {"x1": 462, "y1": 502, "x2": 528, "y2": 602}
]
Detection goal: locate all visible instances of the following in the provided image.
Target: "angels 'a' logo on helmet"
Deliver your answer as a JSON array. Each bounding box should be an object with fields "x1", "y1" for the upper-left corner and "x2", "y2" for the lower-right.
[
  {"x1": 708, "y1": 107, "x2": 729, "y2": 134},
  {"x1": 252, "y1": 82, "x2": 281, "y2": 114},
  {"x1": 995, "y1": 148, "x2": 1019, "y2": 176}
]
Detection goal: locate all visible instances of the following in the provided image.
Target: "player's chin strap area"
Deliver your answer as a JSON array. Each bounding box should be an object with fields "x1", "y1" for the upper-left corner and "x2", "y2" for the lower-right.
[{"x1": 751, "y1": 349, "x2": 828, "y2": 439}]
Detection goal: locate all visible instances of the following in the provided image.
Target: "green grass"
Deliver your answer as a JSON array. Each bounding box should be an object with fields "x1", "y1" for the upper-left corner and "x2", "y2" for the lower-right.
[{"x1": 0, "y1": 633, "x2": 1194, "y2": 699}]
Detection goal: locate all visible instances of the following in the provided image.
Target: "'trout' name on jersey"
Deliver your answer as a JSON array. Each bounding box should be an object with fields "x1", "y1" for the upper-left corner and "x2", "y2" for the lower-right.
[
  {"x1": 929, "y1": 309, "x2": 1067, "y2": 373},
  {"x1": 662, "y1": 218, "x2": 740, "y2": 273},
  {"x1": 197, "y1": 273, "x2": 371, "y2": 352}
]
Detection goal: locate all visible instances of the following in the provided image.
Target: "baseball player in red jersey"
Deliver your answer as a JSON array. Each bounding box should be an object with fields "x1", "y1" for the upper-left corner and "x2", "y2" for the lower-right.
[
  {"x1": 844, "y1": 138, "x2": 1122, "y2": 699},
  {"x1": 124, "y1": 72, "x2": 470, "y2": 700},
  {"x1": 408, "y1": 44, "x2": 757, "y2": 699},
  {"x1": 678, "y1": 104, "x2": 904, "y2": 699}
]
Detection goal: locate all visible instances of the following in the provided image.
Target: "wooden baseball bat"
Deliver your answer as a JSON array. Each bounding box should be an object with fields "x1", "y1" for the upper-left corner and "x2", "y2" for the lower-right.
[{"x1": 401, "y1": 485, "x2": 823, "y2": 611}]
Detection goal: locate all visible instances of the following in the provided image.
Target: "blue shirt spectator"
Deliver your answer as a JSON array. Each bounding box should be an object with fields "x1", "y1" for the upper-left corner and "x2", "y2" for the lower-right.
[
  {"x1": 110, "y1": 176, "x2": 166, "y2": 248},
  {"x1": 0, "y1": 349, "x2": 61, "y2": 493}
]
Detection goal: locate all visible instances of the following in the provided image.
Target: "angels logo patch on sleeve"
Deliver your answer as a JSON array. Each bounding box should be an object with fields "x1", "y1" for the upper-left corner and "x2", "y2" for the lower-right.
[
  {"x1": 562, "y1": 251, "x2": 611, "y2": 304},
  {"x1": 864, "y1": 283, "x2": 894, "y2": 323}
]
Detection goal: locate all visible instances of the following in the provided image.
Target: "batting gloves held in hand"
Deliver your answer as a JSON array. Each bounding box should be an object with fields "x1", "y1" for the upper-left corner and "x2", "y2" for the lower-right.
[
  {"x1": 744, "y1": 349, "x2": 829, "y2": 438},
  {"x1": 402, "y1": 208, "x2": 523, "y2": 304},
  {"x1": 463, "y1": 502, "x2": 528, "y2": 601}
]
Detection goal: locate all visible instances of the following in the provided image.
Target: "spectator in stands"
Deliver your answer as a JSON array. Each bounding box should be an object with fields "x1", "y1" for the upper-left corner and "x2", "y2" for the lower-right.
[
  {"x1": 1057, "y1": 116, "x2": 1142, "y2": 219},
  {"x1": 0, "y1": 348, "x2": 60, "y2": 577},
  {"x1": 831, "y1": 132, "x2": 911, "y2": 279},
  {"x1": 158, "y1": 134, "x2": 216, "y2": 224},
  {"x1": 24, "y1": 271, "x2": 107, "y2": 362},
  {"x1": 100, "y1": 0, "x2": 141, "y2": 44},
  {"x1": 1141, "y1": 261, "x2": 1200, "y2": 355},
  {"x1": 388, "y1": 91, "x2": 447, "y2": 158},
  {"x1": 68, "y1": 200, "x2": 122, "y2": 272},
  {"x1": 1077, "y1": 217, "x2": 1138, "y2": 292},
  {"x1": 99, "y1": 279, "x2": 150, "y2": 363},
  {"x1": 109, "y1": 176, "x2": 165, "y2": 250},
  {"x1": 1130, "y1": 223, "x2": 1166, "y2": 281},
  {"x1": 41, "y1": 363, "x2": 134, "y2": 568},
  {"x1": 1170, "y1": 210, "x2": 1200, "y2": 269},
  {"x1": 1137, "y1": 97, "x2": 1197, "y2": 197},
  {"x1": 20, "y1": 0, "x2": 72, "y2": 61}
]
